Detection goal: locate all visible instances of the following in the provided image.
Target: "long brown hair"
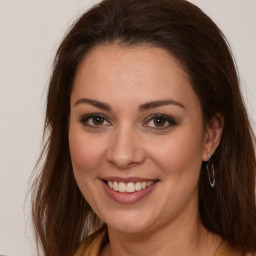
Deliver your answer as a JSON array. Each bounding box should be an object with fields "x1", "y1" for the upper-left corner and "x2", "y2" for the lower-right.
[{"x1": 31, "y1": 0, "x2": 256, "y2": 255}]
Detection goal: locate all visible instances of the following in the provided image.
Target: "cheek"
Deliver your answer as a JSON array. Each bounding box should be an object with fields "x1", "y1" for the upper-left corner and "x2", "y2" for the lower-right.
[
  {"x1": 69, "y1": 125, "x2": 104, "y2": 175},
  {"x1": 148, "y1": 126, "x2": 205, "y2": 179}
]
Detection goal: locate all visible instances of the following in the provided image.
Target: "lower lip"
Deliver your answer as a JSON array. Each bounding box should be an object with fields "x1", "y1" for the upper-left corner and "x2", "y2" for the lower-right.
[{"x1": 102, "y1": 181, "x2": 157, "y2": 204}]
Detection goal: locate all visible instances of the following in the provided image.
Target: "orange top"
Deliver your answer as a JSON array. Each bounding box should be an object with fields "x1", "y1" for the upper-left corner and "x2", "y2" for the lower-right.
[{"x1": 74, "y1": 226, "x2": 242, "y2": 256}]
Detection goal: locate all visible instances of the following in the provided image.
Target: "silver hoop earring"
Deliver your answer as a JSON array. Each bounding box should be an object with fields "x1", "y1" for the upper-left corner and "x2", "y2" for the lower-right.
[{"x1": 206, "y1": 153, "x2": 215, "y2": 188}]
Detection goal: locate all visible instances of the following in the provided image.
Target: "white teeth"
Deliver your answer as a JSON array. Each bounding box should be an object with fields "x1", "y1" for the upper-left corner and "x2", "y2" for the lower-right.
[
  {"x1": 135, "y1": 182, "x2": 142, "y2": 191},
  {"x1": 106, "y1": 180, "x2": 154, "y2": 193},
  {"x1": 107, "y1": 181, "x2": 113, "y2": 189},
  {"x1": 126, "y1": 182, "x2": 135, "y2": 193},
  {"x1": 147, "y1": 181, "x2": 153, "y2": 186},
  {"x1": 113, "y1": 181, "x2": 119, "y2": 191},
  {"x1": 119, "y1": 182, "x2": 126, "y2": 192},
  {"x1": 142, "y1": 182, "x2": 147, "y2": 189}
]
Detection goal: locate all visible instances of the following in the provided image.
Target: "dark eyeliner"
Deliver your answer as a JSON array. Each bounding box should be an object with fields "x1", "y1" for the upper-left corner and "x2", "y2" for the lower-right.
[
  {"x1": 79, "y1": 113, "x2": 109, "y2": 127},
  {"x1": 155, "y1": 114, "x2": 176, "y2": 124},
  {"x1": 144, "y1": 113, "x2": 178, "y2": 130}
]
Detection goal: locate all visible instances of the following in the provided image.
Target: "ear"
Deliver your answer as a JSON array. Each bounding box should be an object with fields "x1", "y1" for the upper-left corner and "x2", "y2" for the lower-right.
[{"x1": 202, "y1": 114, "x2": 224, "y2": 161}]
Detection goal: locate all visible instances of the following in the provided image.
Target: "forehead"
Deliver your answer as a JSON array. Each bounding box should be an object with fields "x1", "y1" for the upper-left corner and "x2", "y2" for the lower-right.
[{"x1": 71, "y1": 44, "x2": 199, "y2": 111}]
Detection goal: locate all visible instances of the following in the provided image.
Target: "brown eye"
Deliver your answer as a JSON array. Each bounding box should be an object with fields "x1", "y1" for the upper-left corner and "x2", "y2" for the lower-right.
[
  {"x1": 92, "y1": 116, "x2": 104, "y2": 125},
  {"x1": 153, "y1": 117, "x2": 166, "y2": 127},
  {"x1": 80, "y1": 114, "x2": 111, "y2": 128},
  {"x1": 144, "y1": 114, "x2": 177, "y2": 130}
]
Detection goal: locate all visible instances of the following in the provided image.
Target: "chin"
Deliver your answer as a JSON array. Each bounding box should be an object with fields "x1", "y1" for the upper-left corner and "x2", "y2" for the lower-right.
[{"x1": 102, "y1": 210, "x2": 158, "y2": 234}]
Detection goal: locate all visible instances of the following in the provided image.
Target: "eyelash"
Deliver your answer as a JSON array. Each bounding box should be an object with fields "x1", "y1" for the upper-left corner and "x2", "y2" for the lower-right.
[
  {"x1": 143, "y1": 114, "x2": 177, "y2": 130},
  {"x1": 80, "y1": 114, "x2": 110, "y2": 129},
  {"x1": 79, "y1": 113, "x2": 177, "y2": 130}
]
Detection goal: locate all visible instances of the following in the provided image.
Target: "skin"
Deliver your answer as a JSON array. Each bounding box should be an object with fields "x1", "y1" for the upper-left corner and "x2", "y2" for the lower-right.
[{"x1": 69, "y1": 45, "x2": 223, "y2": 256}]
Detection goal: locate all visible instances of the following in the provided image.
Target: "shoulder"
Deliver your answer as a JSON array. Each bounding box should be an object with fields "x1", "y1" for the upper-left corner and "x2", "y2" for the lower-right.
[{"x1": 74, "y1": 225, "x2": 108, "y2": 256}]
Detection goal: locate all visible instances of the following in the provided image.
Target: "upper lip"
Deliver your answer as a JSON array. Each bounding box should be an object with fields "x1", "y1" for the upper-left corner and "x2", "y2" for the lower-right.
[{"x1": 100, "y1": 176, "x2": 159, "y2": 183}]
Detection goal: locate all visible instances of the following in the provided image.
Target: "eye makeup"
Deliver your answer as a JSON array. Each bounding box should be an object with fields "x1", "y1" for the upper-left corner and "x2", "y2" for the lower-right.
[
  {"x1": 79, "y1": 113, "x2": 111, "y2": 129},
  {"x1": 79, "y1": 112, "x2": 178, "y2": 132},
  {"x1": 143, "y1": 113, "x2": 178, "y2": 131}
]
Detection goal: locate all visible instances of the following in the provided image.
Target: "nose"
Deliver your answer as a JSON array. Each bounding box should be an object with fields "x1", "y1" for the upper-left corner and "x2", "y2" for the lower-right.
[{"x1": 106, "y1": 126, "x2": 146, "y2": 169}]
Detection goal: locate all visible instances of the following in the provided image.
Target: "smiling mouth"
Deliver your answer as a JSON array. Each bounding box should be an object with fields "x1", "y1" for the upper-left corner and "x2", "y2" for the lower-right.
[{"x1": 105, "y1": 180, "x2": 156, "y2": 193}]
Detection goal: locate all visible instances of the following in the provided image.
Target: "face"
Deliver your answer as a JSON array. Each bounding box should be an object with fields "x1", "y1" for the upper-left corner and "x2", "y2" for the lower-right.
[{"x1": 69, "y1": 45, "x2": 212, "y2": 234}]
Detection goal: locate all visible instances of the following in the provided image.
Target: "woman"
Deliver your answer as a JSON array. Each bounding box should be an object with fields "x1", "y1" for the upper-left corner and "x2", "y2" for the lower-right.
[{"x1": 31, "y1": 0, "x2": 256, "y2": 255}]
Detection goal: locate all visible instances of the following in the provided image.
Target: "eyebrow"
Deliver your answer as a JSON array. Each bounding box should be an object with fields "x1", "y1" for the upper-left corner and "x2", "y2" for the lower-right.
[
  {"x1": 74, "y1": 98, "x2": 111, "y2": 111},
  {"x1": 138, "y1": 99, "x2": 185, "y2": 111},
  {"x1": 74, "y1": 98, "x2": 185, "y2": 111}
]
